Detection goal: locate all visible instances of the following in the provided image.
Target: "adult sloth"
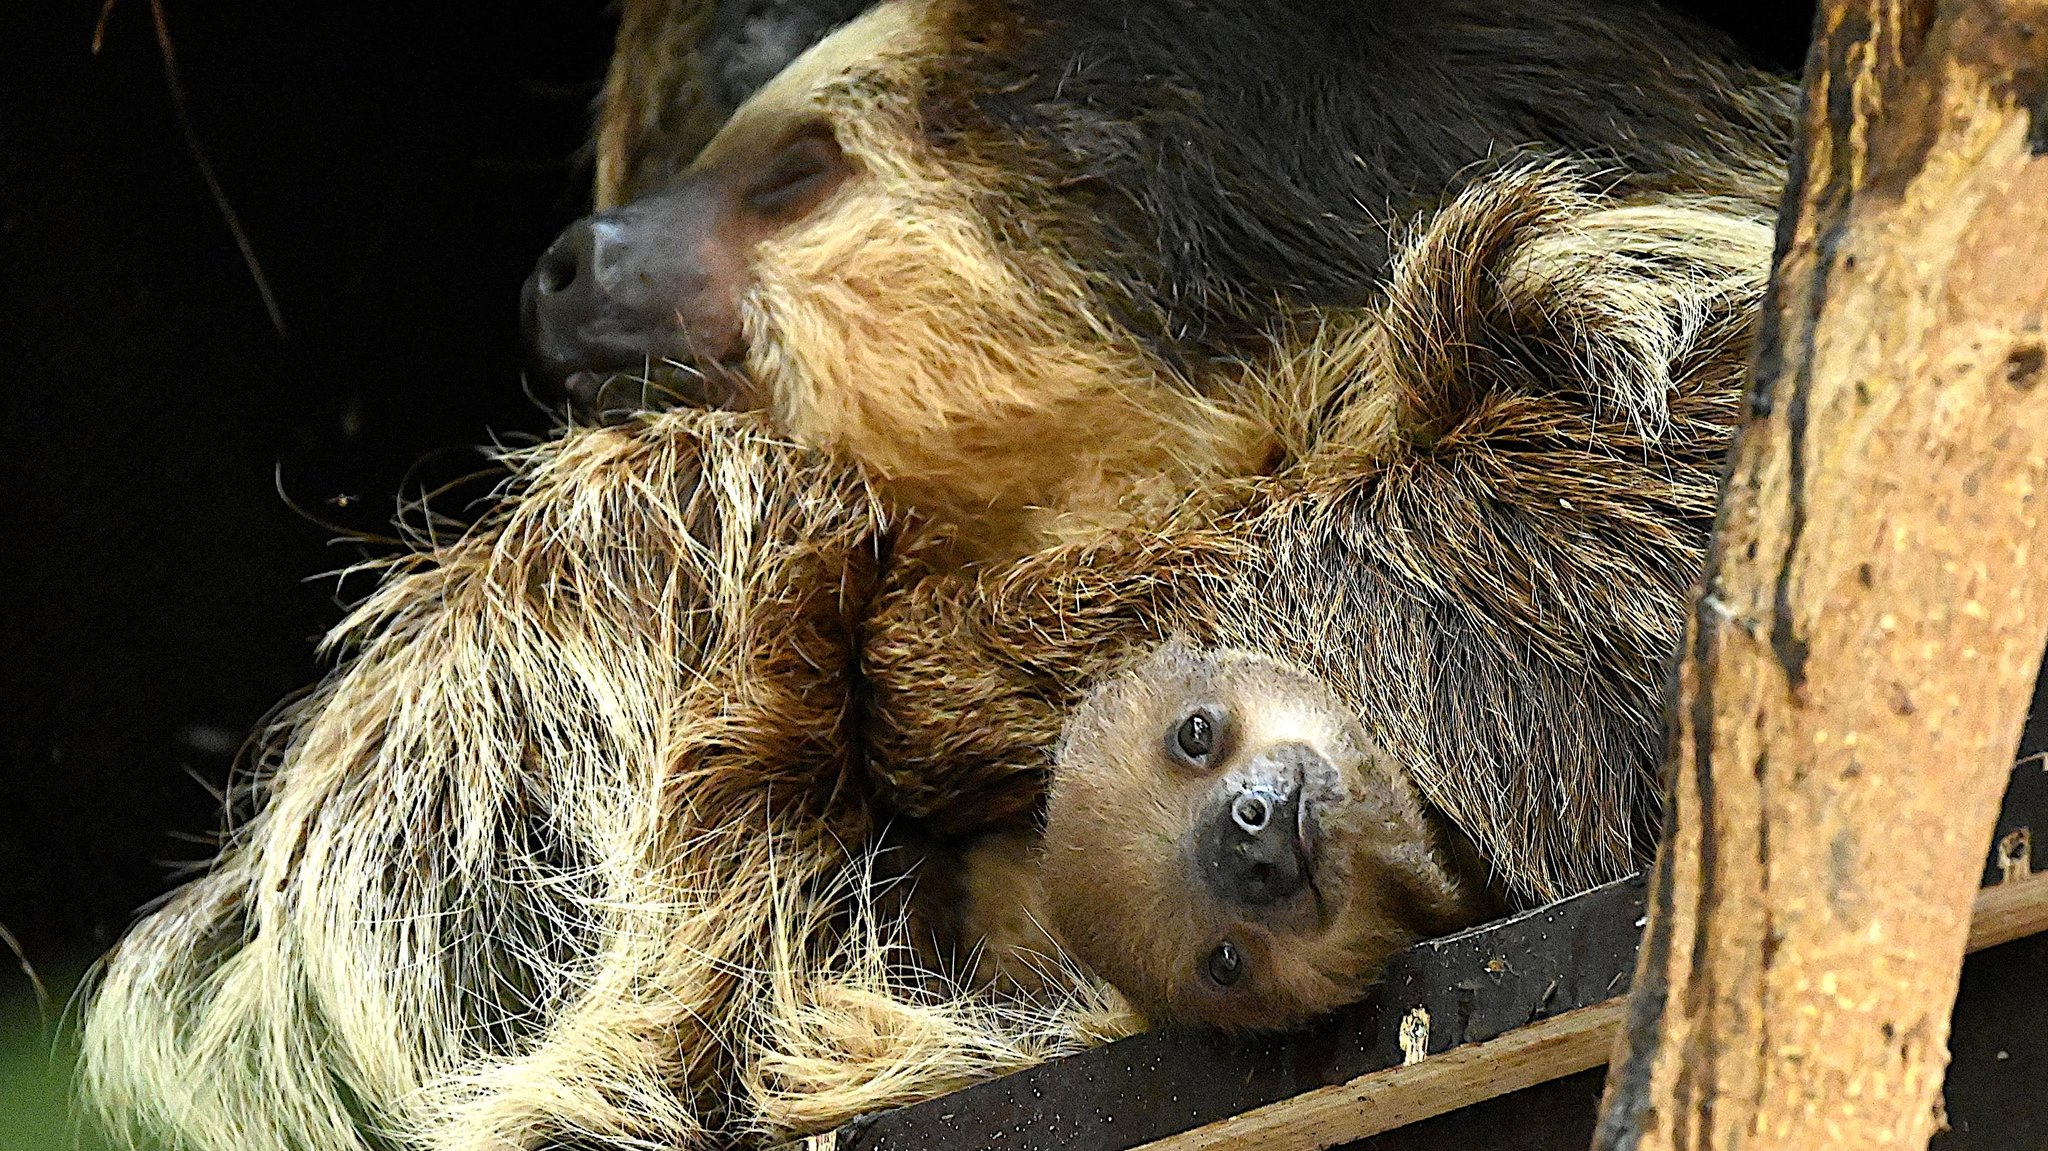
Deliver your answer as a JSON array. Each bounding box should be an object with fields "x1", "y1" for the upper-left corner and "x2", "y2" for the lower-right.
[{"x1": 86, "y1": 1, "x2": 1792, "y2": 1148}]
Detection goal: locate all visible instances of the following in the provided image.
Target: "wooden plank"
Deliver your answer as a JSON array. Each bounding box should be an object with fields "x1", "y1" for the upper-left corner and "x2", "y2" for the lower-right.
[
  {"x1": 1131, "y1": 872, "x2": 2048, "y2": 1151},
  {"x1": 1290, "y1": 933, "x2": 2048, "y2": 1151},
  {"x1": 1964, "y1": 867, "x2": 2048, "y2": 952},
  {"x1": 1134, "y1": 999, "x2": 1627, "y2": 1151},
  {"x1": 819, "y1": 877, "x2": 1649, "y2": 1151},
  {"x1": 808, "y1": 758, "x2": 2047, "y2": 1151}
]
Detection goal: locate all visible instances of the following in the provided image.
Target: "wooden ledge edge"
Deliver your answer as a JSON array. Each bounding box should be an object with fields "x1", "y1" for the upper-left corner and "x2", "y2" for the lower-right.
[
  {"x1": 1967, "y1": 865, "x2": 2048, "y2": 952},
  {"x1": 1133, "y1": 997, "x2": 1625, "y2": 1151},
  {"x1": 1129, "y1": 868, "x2": 2048, "y2": 1151}
]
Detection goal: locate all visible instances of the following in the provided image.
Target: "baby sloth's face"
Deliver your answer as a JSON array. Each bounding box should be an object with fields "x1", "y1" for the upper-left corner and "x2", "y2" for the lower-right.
[{"x1": 1042, "y1": 644, "x2": 1493, "y2": 1031}]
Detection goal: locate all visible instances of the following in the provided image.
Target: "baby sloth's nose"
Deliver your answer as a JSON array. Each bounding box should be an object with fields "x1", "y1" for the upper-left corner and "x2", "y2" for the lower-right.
[{"x1": 1196, "y1": 747, "x2": 1321, "y2": 907}]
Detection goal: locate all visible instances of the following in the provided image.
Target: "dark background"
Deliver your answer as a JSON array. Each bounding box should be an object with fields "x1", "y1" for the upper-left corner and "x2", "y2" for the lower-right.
[
  {"x1": 2, "y1": 1, "x2": 616, "y2": 992},
  {"x1": 2, "y1": 0, "x2": 1812, "y2": 1024}
]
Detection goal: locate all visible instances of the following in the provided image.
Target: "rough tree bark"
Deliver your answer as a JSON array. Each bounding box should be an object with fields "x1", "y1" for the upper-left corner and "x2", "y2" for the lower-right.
[{"x1": 1592, "y1": 3, "x2": 2048, "y2": 1150}]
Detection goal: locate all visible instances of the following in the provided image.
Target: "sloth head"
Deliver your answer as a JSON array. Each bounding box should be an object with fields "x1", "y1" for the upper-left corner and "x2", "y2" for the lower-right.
[
  {"x1": 526, "y1": 0, "x2": 1270, "y2": 545},
  {"x1": 524, "y1": 0, "x2": 1787, "y2": 544},
  {"x1": 1040, "y1": 643, "x2": 1496, "y2": 1031}
]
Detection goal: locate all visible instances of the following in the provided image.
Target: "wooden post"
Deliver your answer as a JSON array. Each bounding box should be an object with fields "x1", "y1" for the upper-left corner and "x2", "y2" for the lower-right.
[{"x1": 1593, "y1": 3, "x2": 2048, "y2": 1150}]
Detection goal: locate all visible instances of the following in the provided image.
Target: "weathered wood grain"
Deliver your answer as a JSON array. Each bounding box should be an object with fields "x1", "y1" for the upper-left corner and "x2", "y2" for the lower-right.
[{"x1": 1594, "y1": 3, "x2": 2048, "y2": 1149}]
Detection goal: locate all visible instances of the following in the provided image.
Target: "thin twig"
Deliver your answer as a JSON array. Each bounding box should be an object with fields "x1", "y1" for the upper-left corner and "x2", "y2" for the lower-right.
[
  {"x1": 94, "y1": 0, "x2": 289, "y2": 337},
  {"x1": 0, "y1": 920, "x2": 52, "y2": 1023},
  {"x1": 91, "y1": 0, "x2": 117, "y2": 52}
]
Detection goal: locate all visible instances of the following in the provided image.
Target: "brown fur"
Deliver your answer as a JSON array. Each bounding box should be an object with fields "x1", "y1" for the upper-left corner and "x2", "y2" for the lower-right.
[
  {"x1": 664, "y1": 0, "x2": 1790, "y2": 565},
  {"x1": 707, "y1": 1, "x2": 1274, "y2": 561},
  {"x1": 863, "y1": 173, "x2": 1775, "y2": 903},
  {"x1": 595, "y1": 0, "x2": 725, "y2": 207}
]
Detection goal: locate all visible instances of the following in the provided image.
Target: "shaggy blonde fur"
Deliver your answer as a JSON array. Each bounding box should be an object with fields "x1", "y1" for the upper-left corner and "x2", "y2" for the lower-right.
[
  {"x1": 81, "y1": 412, "x2": 1126, "y2": 1151},
  {"x1": 748, "y1": 126, "x2": 1271, "y2": 554}
]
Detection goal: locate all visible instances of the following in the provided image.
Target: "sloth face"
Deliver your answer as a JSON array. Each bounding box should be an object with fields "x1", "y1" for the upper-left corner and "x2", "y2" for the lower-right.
[
  {"x1": 526, "y1": 1, "x2": 943, "y2": 418},
  {"x1": 1041, "y1": 643, "x2": 1487, "y2": 1031},
  {"x1": 524, "y1": 0, "x2": 1277, "y2": 548}
]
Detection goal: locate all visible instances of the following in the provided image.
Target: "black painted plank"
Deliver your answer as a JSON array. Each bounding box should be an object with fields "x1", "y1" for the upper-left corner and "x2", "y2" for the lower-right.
[
  {"x1": 1319, "y1": 931, "x2": 2048, "y2": 1151},
  {"x1": 822, "y1": 757, "x2": 2047, "y2": 1151},
  {"x1": 833, "y1": 876, "x2": 1646, "y2": 1151}
]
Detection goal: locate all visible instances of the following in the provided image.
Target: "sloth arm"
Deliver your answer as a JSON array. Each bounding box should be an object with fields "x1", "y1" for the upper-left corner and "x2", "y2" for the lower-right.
[{"x1": 860, "y1": 169, "x2": 1765, "y2": 904}]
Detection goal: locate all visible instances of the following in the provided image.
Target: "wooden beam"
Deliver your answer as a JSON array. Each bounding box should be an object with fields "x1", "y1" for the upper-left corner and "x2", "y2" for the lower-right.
[
  {"x1": 1592, "y1": 3, "x2": 2048, "y2": 1150},
  {"x1": 814, "y1": 872, "x2": 1655, "y2": 1151},
  {"x1": 1967, "y1": 867, "x2": 2048, "y2": 952},
  {"x1": 1137, "y1": 999, "x2": 1629, "y2": 1151},
  {"x1": 797, "y1": 761, "x2": 2048, "y2": 1151},
  {"x1": 1127, "y1": 873, "x2": 2048, "y2": 1151},
  {"x1": 796, "y1": 863, "x2": 2048, "y2": 1151}
]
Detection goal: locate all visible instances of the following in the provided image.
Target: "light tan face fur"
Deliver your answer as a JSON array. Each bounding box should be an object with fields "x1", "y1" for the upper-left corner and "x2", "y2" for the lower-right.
[
  {"x1": 684, "y1": 1, "x2": 1271, "y2": 557},
  {"x1": 1040, "y1": 643, "x2": 1485, "y2": 1031}
]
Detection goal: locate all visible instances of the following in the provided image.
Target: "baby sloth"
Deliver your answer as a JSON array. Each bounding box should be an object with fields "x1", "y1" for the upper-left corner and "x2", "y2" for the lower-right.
[{"x1": 1039, "y1": 643, "x2": 1502, "y2": 1031}]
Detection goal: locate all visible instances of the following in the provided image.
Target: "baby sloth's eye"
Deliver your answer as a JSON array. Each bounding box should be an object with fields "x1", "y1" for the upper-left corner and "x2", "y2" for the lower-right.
[
  {"x1": 1207, "y1": 940, "x2": 1244, "y2": 987},
  {"x1": 1173, "y1": 709, "x2": 1218, "y2": 764}
]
